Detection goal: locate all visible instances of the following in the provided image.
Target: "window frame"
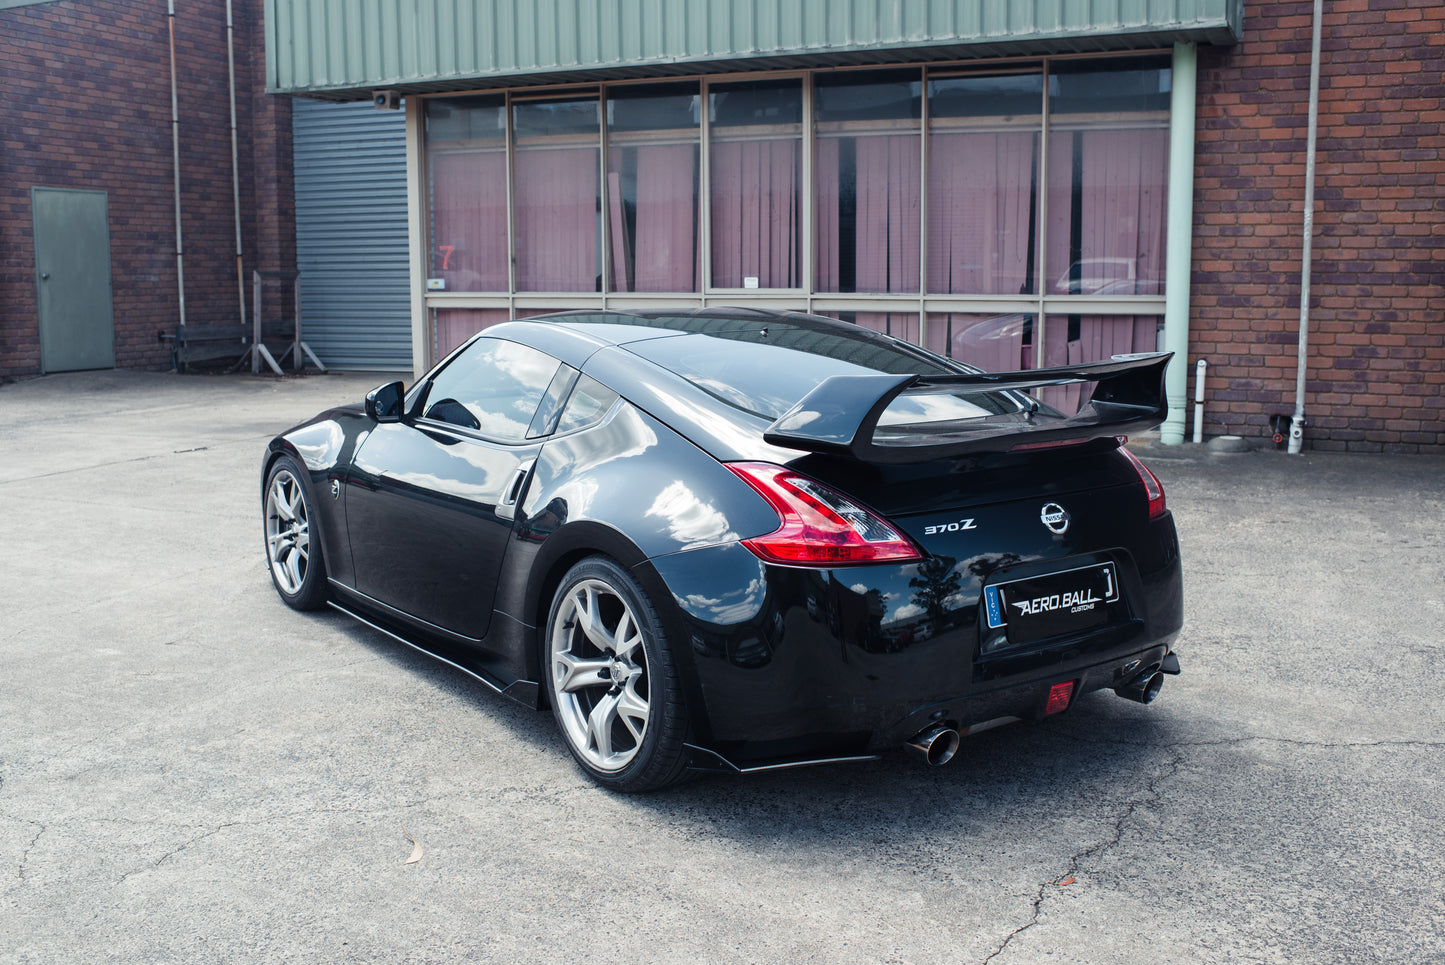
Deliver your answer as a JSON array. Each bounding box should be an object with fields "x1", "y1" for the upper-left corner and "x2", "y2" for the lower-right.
[
  {"x1": 417, "y1": 52, "x2": 1170, "y2": 369},
  {"x1": 413, "y1": 335, "x2": 567, "y2": 446}
]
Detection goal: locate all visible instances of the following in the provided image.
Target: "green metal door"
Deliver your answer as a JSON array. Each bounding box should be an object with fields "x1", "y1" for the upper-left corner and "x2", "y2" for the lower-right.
[{"x1": 32, "y1": 187, "x2": 115, "y2": 372}]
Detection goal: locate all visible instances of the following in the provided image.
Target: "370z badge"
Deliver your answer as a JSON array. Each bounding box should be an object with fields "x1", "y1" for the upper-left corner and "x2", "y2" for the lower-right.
[{"x1": 924, "y1": 518, "x2": 977, "y2": 535}]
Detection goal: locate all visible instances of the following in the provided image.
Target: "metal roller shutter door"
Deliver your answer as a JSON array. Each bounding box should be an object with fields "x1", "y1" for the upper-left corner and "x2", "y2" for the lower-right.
[{"x1": 292, "y1": 98, "x2": 409, "y2": 370}]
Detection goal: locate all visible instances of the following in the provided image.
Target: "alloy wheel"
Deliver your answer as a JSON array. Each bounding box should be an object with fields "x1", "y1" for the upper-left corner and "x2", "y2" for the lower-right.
[
  {"x1": 549, "y1": 578, "x2": 652, "y2": 772},
  {"x1": 265, "y1": 468, "x2": 311, "y2": 595}
]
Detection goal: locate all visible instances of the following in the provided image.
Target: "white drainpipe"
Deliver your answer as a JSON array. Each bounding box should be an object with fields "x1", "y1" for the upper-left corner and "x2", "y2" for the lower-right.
[
  {"x1": 1193, "y1": 359, "x2": 1207, "y2": 444},
  {"x1": 1289, "y1": 0, "x2": 1325, "y2": 454},
  {"x1": 1159, "y1": 42, "x2": 1198, "y2": 445}
]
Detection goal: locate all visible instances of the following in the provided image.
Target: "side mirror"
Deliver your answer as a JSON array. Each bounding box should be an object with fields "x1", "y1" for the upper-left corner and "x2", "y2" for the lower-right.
[{"x1": 365, "y1": 381, "x2": 406, "y2": 423}]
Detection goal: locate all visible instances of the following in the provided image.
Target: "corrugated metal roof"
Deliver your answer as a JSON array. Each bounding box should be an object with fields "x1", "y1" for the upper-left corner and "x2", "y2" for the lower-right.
[{"x1": 267, "y1": 0, "x2": 1241, "y2": 100}]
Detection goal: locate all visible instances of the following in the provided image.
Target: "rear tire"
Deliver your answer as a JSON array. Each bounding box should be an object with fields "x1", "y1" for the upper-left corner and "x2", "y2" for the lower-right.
[
  {"x1": 263, "y1": 455, "x2": 329, "y2": 611},
  {"x1": 544, "y1": 557, "x2": 689, "y2": 792}
]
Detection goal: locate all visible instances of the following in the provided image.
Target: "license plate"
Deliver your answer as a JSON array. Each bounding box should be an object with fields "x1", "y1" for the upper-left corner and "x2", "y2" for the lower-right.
[{"x1": 983, "y1": 563, "x2": 1119, "y2": 644}]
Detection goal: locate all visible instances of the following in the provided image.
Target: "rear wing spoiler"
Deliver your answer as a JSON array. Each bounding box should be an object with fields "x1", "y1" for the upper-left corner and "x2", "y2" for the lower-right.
[{"x1": 762, "y1": 352, "x2": 1172, "y2": 464}]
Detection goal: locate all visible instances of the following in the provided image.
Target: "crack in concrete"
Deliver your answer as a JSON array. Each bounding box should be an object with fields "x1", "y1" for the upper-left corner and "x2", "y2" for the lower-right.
[
  {"x1": 980, "y1": 752, "x2": 1182, "y2": 965},
  {"x1": 976, "y1": 733, "x2": 1443, "y2": 962},
  {"x1": 16, "y1": 822, "x2": 46, "y2": 882},
  {"x1": 0, "y1": 434, "x2": 277, "y2": 489},
  {"x1": 115, "y1": 823, "x2": 241, "y2": 885},
  {"x1": 109, "y1": 800, "x2": 438, "y2": 886}
]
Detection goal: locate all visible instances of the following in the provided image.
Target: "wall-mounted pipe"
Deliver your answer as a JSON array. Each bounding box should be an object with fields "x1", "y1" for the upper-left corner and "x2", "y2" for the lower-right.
[
  {"x1": 1289, "y1": 0, "x2": 1325, "y2": 455},
  {"x1": 1159, "y1": 42, "x2": 1198, "y2": 445},
  {"x1": 226, "y1": 0, "x2": 246, "y2": 328},
  {"x1": 167, "y1": 0, "x2": 186, "y2": 328},
  {"x1": 1193, "y1": 358, "x2": 1207, "y2": 444}
]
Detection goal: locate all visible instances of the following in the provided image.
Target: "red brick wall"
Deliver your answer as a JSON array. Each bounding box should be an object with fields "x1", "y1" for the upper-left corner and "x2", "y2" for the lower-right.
[
  {"x1": 1193, "y1": 0, "x2": 1445, "y2": 451},
  {"x1": 0, "y1": 0, "x2": 292, "y2": 378}
]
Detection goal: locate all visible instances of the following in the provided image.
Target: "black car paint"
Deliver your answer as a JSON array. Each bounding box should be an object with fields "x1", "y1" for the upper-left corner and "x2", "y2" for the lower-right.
[{"x1": 264, "y1": 310, "x2": 1183, "y2": 770}]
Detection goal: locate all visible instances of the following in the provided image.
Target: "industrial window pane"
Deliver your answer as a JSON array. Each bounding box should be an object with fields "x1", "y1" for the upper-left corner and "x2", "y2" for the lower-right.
[
  {"x1": 426, "y1": 97, "x2": 508, "y2": 292},
  {"x1": 925, "y1": 312, "x2": 1035, "y2": 371},
  {"x1": 606, "y1": 83, "x2": 700, "y2": 293},
  {"x1": 514, "y1": 98, "x2": 601, "y2": 292},
  {"x1": 1039, "y1": 313, "x2": 1162, "y2": 414},
  {"x1": 816, "y1": 310, "x2": 920, "y2": 346},
  {"x1": 927, "y1": 73, "x2": 1042, "y2": 296},
  {"x1": 709, "y1": 79, "x2": 802, "y2": 289},
  {"x1": 1046, "y1": 62, "x2": 1170, "y2": 298},
  {"x1": 434, "y1": 308, "x2": 510, "y2": 359},
  {"x1": 815, "y1": 71, "x2": 922, "y2": 294}
]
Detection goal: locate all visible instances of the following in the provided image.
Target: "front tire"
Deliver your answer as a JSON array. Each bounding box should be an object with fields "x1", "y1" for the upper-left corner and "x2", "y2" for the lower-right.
[
  {"x1": 544, "y1": 557, "x2": 689, "y2": 792},
  {"x1": 263, "y1": 455, "x2": 329, "y2": 611}
]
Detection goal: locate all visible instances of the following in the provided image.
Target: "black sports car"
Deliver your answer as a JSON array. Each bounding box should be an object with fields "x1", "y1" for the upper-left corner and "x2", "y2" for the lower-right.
[{"x1": 262, "y1": 309, "x2": 1182, "y2": 791}]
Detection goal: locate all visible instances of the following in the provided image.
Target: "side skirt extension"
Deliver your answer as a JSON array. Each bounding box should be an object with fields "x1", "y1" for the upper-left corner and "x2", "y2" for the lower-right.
[{"x1": 326, "y1": 599, "x2": 540, "y2": 708}]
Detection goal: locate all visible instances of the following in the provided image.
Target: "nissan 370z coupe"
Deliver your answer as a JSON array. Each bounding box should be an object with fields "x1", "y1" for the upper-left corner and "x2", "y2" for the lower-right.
[{"x1": 262, "y1": 309, "x2": 1183, "y2": 791}]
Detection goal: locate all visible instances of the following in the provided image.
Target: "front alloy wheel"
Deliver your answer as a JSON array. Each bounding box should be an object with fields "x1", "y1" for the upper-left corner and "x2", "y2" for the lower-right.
[
  {"x1": 545, "y1": 558, "x2": 688, "y2": 791},
  {"x1": 264, "y1": 456, "x2": 328, "y2": 610}
]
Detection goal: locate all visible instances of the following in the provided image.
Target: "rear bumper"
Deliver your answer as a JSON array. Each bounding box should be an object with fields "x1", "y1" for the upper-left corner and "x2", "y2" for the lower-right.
[
  {"x1": 640, "y1": 512, "x2": 1183, "y2": 767},
  {"x1": 679, "y1": 641, "x2": 1180, "y2": 775}
]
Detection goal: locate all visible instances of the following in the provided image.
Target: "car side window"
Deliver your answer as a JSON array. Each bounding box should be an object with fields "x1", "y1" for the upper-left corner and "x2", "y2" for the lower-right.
[
  {"x1": 420, "y1": 338, "x2": 561, "y2": 443},
  {"x1": 554, "y1": 374, "x2": 619, "y2": 435}
]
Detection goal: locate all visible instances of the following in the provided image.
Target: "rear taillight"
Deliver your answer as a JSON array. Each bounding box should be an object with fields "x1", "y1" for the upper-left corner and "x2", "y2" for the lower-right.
[
  {"x1": 1119, "y1": 446, "x2": 1167, "y2": 519},
  {"x1": 725, "y1": 463, "x2": 923, "y2": 566}
]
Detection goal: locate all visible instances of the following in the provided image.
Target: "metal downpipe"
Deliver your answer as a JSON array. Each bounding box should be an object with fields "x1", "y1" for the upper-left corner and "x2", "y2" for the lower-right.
[
  {"x1": 226, "y1": 0, "x2": 246, "y2": 328},
  {"x1": 167, "y1": 0, "x2": 186, "y2": 329},
  {"x1": 1159, "y1": 42, "x2": 1198, "y2": 445},
  {"x1": 1289, "y1": 0, "x2": 1325, "y2": 455}
]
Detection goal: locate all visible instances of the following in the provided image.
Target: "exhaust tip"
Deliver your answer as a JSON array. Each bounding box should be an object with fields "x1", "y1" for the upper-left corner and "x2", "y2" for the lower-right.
[
  {"x1": 906, "y1": 724, "x2": 960, "y2": 766},
  {"x1": 1116, "y1": 670, "x2": 1165, "y2": 705}
]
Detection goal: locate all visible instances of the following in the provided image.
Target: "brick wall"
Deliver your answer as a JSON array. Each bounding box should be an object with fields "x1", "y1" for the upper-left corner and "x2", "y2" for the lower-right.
[
  {"x1": 0, "y1": 0, "x2": 291, "y2": 378},
  {"x1": 1193, "y1": 0, "x2": 1445, "y2": 451}
]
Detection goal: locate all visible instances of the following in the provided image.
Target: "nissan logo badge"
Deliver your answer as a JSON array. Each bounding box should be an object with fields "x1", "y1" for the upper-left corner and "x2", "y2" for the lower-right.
[{"x1": 1040, "y1": 502, "x2": 1070, "y2": 535}]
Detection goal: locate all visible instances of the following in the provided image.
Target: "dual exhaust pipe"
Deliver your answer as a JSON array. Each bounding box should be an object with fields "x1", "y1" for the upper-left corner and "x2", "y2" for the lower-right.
[
  {"x1": 1115, "y1": 651, "x2": 1180, "y2": 705},
  {"x1": 904, "y1": 723, "x2": 960, "y2": 766},
  {"x1": 1115, "y1": 669, "x2": 1165, "y2": 704},
  {"x1": 904, "y1": 652, "x2": 1181, "y2": 766}
]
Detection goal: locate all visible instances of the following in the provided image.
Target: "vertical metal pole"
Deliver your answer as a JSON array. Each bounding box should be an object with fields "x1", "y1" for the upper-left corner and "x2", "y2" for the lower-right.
[
  {"x1": 918, "y1": 67, "x2": 930, "y2": 348},
  {"x1": 599, "y1": 89, "x2": 610, "y2": 310},
  {"x1": 699, "y1": 78, "x2": 713, "y2": 302},
  {"x1": 1160, "y1": 42, "x2": 1198, "y2": 444},
  {"x1": 1036, "y1": 60, "x2": 1050, "y2": 370},
  {"x1": 168, "y1": 0, "x2": 186, "y2": 329},
  {"x1": 1289, "y1": 0, "x2": 1324, "y2": 455},
  {"x1": 226, "y1": 0, "x2": 245, "y2": 328},
  {"x1": 404, "y1": 97, "x2": 431, "y2": 378},
  {"x1": 801, "y1": 72, "x2": 814, "y2": 312}
]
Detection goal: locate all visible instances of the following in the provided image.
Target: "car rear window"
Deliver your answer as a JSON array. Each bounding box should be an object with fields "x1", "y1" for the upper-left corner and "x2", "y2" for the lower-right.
[
  {"x1": 626, "y1": 328, "x2": 959, "y2": 421},
  {"x1": 627, "y1": 327, "x2": 1021, "y2": 424}
]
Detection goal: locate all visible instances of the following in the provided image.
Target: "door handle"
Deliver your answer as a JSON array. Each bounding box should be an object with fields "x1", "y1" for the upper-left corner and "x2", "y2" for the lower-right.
[
  {"x1": 39, "y1": 273, "x2": 50, "y2": 280},
  {"x1": 497, "y1": 459, "x2": 535, "y2": 520}
]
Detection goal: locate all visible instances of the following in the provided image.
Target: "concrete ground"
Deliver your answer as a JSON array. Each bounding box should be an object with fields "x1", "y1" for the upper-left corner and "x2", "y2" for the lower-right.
[{"x1": 1, "y1": 369, "x2": 1441, "y2": 965}]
